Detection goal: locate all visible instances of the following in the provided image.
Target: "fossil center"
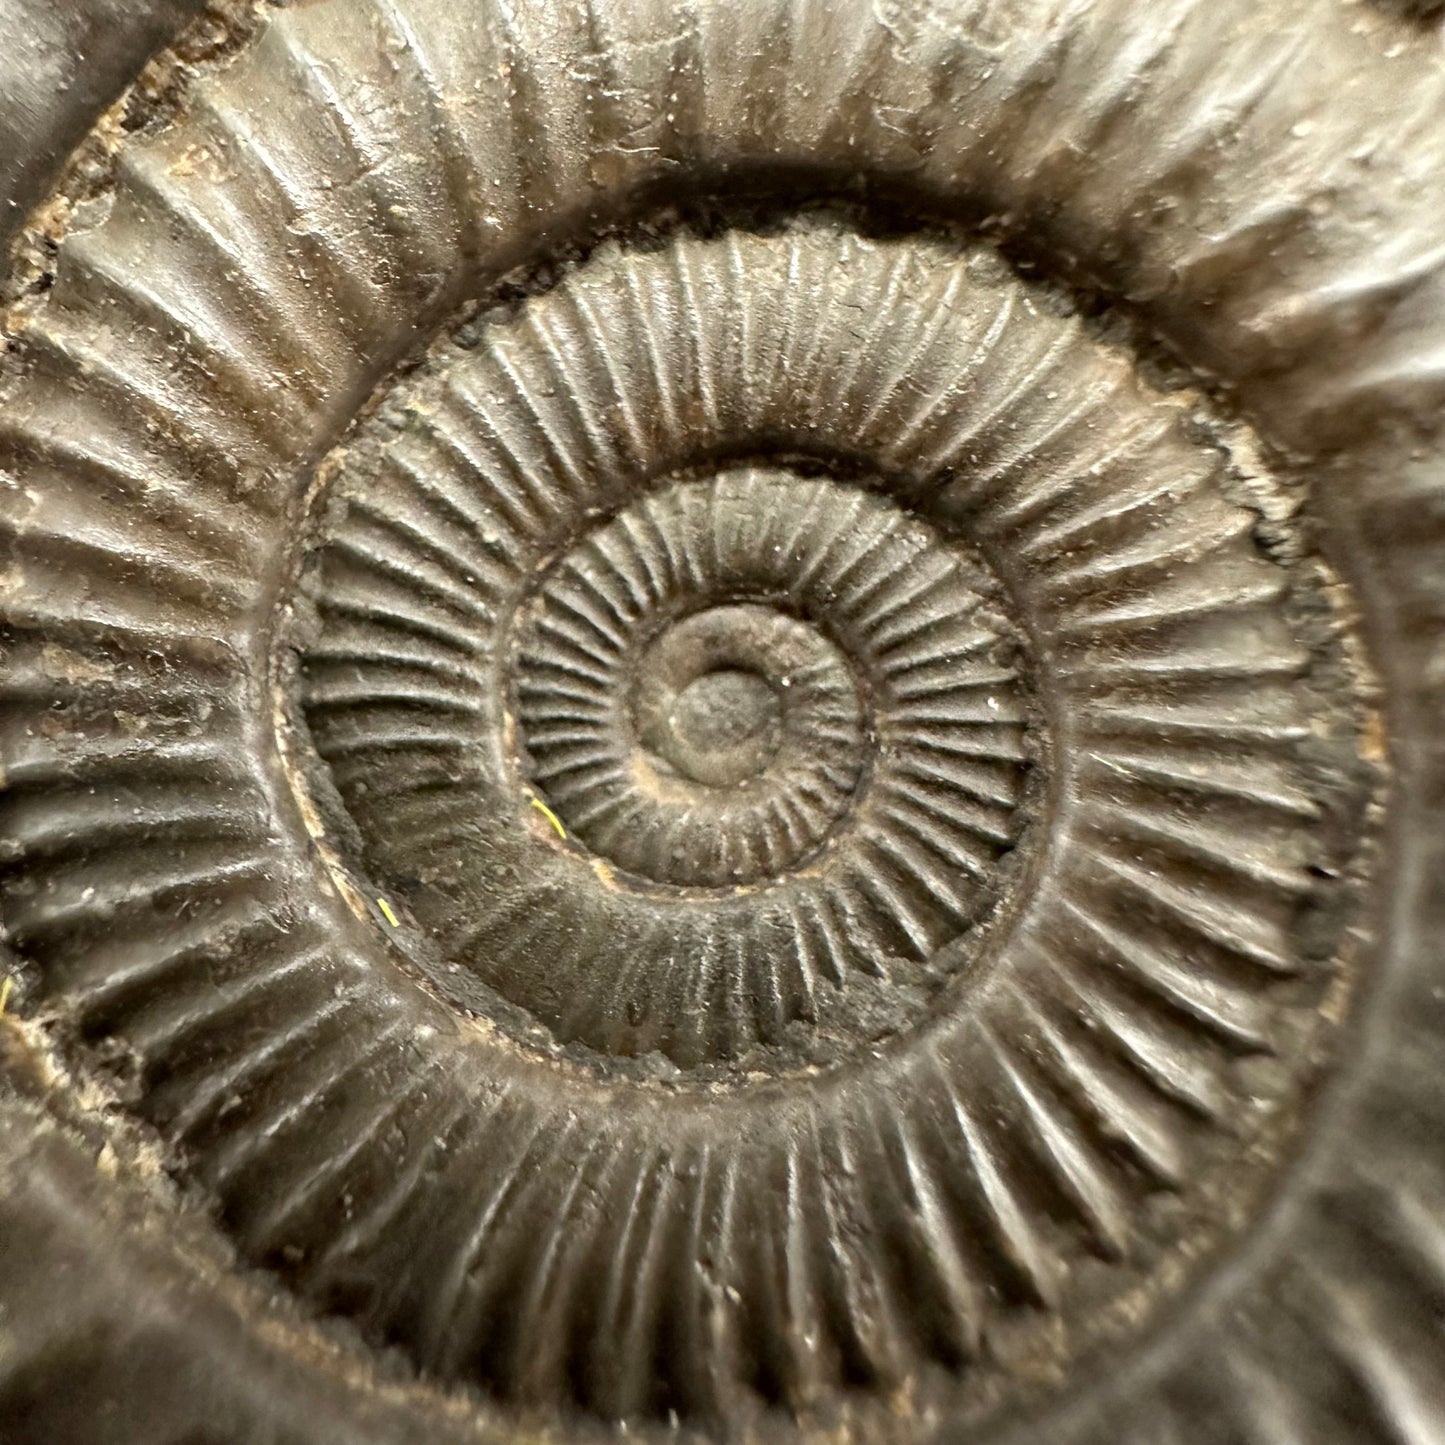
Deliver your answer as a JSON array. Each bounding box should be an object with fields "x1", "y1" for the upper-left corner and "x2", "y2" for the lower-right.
[
  {"x1": 662, "y1": 667, "x2": 781, "y2": 782},
  {"x1": 637, "y1": 609, "x2": 790, "y2": 789}
]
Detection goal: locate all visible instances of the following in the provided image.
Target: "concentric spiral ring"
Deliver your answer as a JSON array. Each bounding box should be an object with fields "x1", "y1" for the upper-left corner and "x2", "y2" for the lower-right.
[
  {"x1": 623, "y1": 602, "x2": 857, "y2": 822},
  {"x1": 514, "y1": 469, "x2": 1015, "y2": 891},
  {"x1": 7, "y1": 199, "x2": 1376, "y2": 1424},
  {"x1": 283, "y1": 220, "x2": 1372, "y2": 1407},
  {"x1": 1, "y1": 2, "x2": 1434, "y2": 1442}
]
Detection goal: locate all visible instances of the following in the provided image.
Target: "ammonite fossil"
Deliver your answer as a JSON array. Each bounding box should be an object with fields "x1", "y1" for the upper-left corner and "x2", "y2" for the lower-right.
[{"x1": 0, "y1": 2, "x2": 1442, "y2": 1443}]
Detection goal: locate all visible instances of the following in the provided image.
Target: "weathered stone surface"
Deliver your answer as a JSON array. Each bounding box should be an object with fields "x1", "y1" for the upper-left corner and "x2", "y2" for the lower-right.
[
  {"x1": 0, "y1": 2, "x2": 1442, "y2": 1442},
  {"x1": 0, "y1": 0, "x2": 204, "y2": 255}
]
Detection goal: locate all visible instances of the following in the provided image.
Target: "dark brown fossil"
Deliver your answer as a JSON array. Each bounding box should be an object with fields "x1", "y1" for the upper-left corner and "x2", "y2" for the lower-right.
[{"x1": 0, "y1": 2, "x2": 1442, "y2": 1444}]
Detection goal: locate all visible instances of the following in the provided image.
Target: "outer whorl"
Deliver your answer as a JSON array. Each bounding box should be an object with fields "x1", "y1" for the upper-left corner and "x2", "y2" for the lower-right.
[{"x1": 0, "y1": 2, "x2": 1441, "y2": 1444}]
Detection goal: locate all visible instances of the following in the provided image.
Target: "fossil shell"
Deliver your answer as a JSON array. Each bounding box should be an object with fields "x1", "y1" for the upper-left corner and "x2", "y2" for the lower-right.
[
  {"x1": 0, "y1": 0, "x2": 205, "y2": 258},
  {"x1": 0, "y1": 2, "x2": 1442, "y2": 1444}
]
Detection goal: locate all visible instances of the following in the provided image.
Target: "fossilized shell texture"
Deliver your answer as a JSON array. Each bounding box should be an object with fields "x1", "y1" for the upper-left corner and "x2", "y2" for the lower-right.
[
  {"x1": 0, "y1": 2, "x2": 1443, "y2": 1445},
  {"x1": 0, "y1": 0, "x2": 205, "y2": 255}
]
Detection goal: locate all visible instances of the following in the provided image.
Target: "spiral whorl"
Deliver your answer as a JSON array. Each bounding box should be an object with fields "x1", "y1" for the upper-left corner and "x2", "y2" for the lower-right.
[{"x1": 0, "y1": 2, "x2": 1432, "y2": 1441}]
